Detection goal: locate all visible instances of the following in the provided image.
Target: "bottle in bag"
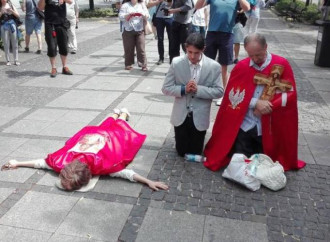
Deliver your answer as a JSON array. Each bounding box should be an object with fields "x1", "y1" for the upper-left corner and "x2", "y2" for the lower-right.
[
  {"x1": 184, "y1": 154, "x2": 206, "y2": 162},
  {"x1": 247, "y1": 154, "x2": 259, "y2": 177}
]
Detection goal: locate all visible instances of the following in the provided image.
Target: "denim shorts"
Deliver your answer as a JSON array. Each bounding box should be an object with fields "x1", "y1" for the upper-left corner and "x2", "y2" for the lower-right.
[
  {"x1": 25, "y1": 17, "x2": 42, "y2": 35},
  {"x1": 204, "y1": 31, "x2": 234, "y2": 66}
]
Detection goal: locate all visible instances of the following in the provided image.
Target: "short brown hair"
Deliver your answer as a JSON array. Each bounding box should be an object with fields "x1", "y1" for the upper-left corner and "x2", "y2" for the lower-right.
[{"x1": 59, "y1": 160, "x2": 91, "y2": 191}]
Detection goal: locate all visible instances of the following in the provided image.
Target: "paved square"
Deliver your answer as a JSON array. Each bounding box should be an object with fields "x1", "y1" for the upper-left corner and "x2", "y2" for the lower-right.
[
  {"x1": 56, "y1": 199, "x2": 132, "y2": 241},
  {"x1": 0, "y1": 137, "x2": 28, "y2": 157},
  {"x1": 48, "y1": 234, "x2": 102, "y2": 242},
  {"x1": 0, "y1": 188, "x2": 14, "y2": 204},
  {"x1": 203, "y1": 216, "x2": 268, "y2": 242},
  {"x1": 0, "y1": 225, "x2": 51, "y2": 242},
  {"x1": 3, "y1": 108, "x2": 100, "y2": 137},
  {"x1": 134, "y1": 116, "x2": 171, "y2": 147},
  {"x1": 304, "y1": 133, "x2": 330, "y2": 166},
  {"x1": 77, "y1": 75, "x2": 138, "y2": 91},
  {"x1": 74, "y1": 56, "x2": 119, "y2": 65},
  {"x1": 117, "y1": 93, "x2": 172, "y2": 116},
  {"x1": 134, "y1": 77, "x2": 166, "y2": 94},
  {"x1": 0, "y1": 106, "x2": 29, "y2": 126},
  {"x1": 46, "y1": 90, "x2": 122, "y2": 110},
  {"x1": 93, "y1": 149, "x2": 158, "y2": 197},
  {"x1": 136, "y1": 208, "x2": 204, "y2": 242},
  {"x1": 20, "y1": 74, "x2": 87, "y2": 88},
  {"x1": 67, "y1": 64, "x2": 103, "y2": 75},
  {"x1": 0, "y1": 191, "x2": 78, "y2": 232}
]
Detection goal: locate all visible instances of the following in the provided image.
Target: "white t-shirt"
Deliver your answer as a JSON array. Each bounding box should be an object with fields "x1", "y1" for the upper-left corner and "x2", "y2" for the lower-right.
[{"x1": 66, "y1": 0, "x2": 79, "y2": 21}]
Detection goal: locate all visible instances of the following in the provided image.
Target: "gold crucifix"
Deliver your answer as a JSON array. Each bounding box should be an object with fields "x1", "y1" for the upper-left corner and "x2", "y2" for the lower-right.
[{"x1": 253, "y1": 65, "x2": 293, "y2": 101}]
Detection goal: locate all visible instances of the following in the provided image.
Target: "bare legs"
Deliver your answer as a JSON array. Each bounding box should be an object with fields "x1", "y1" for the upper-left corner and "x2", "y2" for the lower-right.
[
  {"x1": 221, "y1": 65, "x2": 228, "y2": 88},
  {"x1": 234, "y1": 43, "x2": 240, "y2": 61},
  {"x1": 25, "y1": 33, "x2": 42, "y2": 51}
]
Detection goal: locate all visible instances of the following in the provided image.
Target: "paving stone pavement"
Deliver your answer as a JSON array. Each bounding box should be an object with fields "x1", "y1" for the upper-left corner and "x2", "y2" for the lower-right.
[{"x1": 0, "y1": 10, "x2": 330, "y2": 242}]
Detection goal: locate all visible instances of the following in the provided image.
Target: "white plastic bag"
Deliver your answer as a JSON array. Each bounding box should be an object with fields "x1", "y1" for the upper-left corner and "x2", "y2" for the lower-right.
[
  {"x1": 253, "y1": 154, "x2": 287, "y2": 191},
  {"x1": 222, "y1": 154, "x2": 261, "y2": 191}
]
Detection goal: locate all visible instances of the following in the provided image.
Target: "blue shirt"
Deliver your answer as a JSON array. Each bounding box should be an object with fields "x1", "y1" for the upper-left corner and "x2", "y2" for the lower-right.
[
  {"x1": 240, "y1": 52, "x2": 272, "y2": 135},
  {"x1": 207, "y1": 0, "x2": 239, "y2": 33},
  {"x1": 25, "y1": 0, "x2": 38, "y2": 19}
]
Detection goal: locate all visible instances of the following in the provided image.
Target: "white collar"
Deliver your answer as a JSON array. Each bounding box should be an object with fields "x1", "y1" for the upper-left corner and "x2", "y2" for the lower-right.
[{"x1": 188, "y1": 54, "x2": 204, "y2": 68}]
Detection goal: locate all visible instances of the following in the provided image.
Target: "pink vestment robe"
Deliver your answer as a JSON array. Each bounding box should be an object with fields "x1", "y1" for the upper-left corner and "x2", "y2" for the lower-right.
[{"x1": 46, "y1": 117, "x2": 146, "y2": 175}]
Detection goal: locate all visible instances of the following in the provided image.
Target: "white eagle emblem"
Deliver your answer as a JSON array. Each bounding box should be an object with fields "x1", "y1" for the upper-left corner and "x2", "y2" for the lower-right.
[{"x1": 229, "y1": 88, "x2": 245, "y2": 109}]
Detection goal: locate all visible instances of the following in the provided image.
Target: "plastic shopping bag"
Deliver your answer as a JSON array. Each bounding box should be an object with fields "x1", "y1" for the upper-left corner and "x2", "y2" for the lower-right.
[
  {"x1": 222, "y1": 154, "x2": 261, "y2": 191},
  {"x1": 253, "y1": 154, "x2": 287, "y2": 191}
]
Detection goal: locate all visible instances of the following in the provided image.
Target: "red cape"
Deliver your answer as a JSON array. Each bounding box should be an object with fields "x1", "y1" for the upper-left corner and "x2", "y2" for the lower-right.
[
  {"x1": 46, "y1": 118, "x2": 146, "y2": 175},
  {"x1": 204, "y1": 54, "x2": 306, "y2": 171}
]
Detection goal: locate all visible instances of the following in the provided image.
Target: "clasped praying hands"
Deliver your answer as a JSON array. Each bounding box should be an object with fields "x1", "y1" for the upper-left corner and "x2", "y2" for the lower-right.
[{"x1": 186, "y1": 80, "x2": 198, "y2": 94}]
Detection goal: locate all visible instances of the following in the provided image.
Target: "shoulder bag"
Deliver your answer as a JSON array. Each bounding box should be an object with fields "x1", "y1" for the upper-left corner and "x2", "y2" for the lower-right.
[{"x1": 32, "y1": 0, "x2": 45, "y2": 20}]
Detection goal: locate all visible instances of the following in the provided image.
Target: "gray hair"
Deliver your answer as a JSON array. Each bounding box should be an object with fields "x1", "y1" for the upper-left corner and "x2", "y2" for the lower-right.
[{"x1": 244, "y1": 33, "x2": 267, "y2": 48}]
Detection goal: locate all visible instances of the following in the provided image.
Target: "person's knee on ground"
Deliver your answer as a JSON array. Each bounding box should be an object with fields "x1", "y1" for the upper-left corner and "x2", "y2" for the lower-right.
[{"x1": 59, "y1": 160, "x2": 91, "y2": 191}]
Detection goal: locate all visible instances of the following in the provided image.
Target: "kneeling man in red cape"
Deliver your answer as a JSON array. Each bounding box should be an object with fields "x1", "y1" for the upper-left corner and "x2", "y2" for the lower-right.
[{"x1": 204, "y1": 33, "x2": 306, "y2": 171}]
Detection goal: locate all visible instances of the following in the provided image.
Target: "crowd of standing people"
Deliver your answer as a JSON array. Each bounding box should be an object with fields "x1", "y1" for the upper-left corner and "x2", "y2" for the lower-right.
[
  {"x1": 0, "y1": 0, "x2": 79, "y2": 76},
  {"x1": 1, "y1": 0, "x2": 307, "y2": 192}
]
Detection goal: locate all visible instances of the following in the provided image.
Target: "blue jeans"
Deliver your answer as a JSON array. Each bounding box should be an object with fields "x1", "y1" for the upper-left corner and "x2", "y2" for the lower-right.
[
  {"x1": 191, "y1": 25, "x2": 206, "y2": 39},
  {"x1": 154, "y1": 17, "x2": 173, "y2": 60}
]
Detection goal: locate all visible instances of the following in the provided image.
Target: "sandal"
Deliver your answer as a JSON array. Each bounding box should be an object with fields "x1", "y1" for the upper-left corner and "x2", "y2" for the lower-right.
[
  {"x1": 125, "y1": 66, "x2": 133, "y2": 70},
  {"x1": 141, "y1": 66, "x2": 148, "y2": 72},
  {"x1": 1, "y1": 160, "x2": 17, "y2": 171}
]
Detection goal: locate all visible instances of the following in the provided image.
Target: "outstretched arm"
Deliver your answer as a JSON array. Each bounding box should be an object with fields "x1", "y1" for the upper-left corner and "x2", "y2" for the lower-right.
[
  {"x1": 1, "y1": 159, "x2": 51, "y2": 170},
  {"x1": 110, "y1": 169, "x2": 169, "y2": 191},
  {"x1": 133, "y1": 173, "x2": 169, "y2": 191}
]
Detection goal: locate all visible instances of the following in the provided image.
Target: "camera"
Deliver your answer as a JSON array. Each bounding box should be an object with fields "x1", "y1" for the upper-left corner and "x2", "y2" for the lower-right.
[{"x1": 161, "y1": 6, "x2": 170, "y2": 16}]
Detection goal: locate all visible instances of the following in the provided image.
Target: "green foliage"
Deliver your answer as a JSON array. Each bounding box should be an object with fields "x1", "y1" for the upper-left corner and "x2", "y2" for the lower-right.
[
  {"x1": 302, "y1": 4, "x2": 322, "y2": 23},
  {"x1": 275, "y1": 0, "x2": 291, "y2": 12},
  {"x1": 79, "y1": 7, "x2": 118, "y2": 18},
  {"x1": 274, "y1": 0, "x2": 321, "y2": 24}
]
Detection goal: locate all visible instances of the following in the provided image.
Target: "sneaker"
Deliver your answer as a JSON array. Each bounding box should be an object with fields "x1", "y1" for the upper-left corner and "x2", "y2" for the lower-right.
[
  {"x1": 62, "y1": 67, "x2": 73, "y2": 75},
  {"x1": 24, "y1": 47, "x2": 29, "y2": 53},
  {"x1": 14, "y1": 61, "x2": 20, "y2": 66},
  {"x1": 36, "y1": 50, "x2": 41, "y2": 54},
  {"x1": 6, "y1": 62, "x2": 11, "y2": 66},
  {"x1": 50, "y1": 68, "x2": 57, "y2": 78},
  {"x1": 156, "y1": 59, "x2": 164, "y2": 65},
  {"x1": 120, "y1": 108, "x2": 130, "y2": 121},
  {"x1": 215, "y1": 97, "x2": 223, "y2": 106},
  {"x1": 113, "y1": 108, "x2": 121, "y2": 116},
  {"x1": 233, "y1": 59, "x2": 238, "y2": 64}
]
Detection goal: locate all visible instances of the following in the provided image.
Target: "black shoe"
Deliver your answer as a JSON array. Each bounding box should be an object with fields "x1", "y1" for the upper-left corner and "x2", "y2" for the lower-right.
[
  {"x1": 71, "y1": 51, "x2": 76, "y2": 54},
  {"x1": 156, "y1": 59, "x2": 164, "y2": 65},
  {"x1": 36, "y1": 50, "x2": 41, "y2": 54},
  {"x1": 24, "y1": 47, "x2": 29, "y2": 53},
  {"x1": 233, "y1": 59, "x2": 238, "y2": 64},
  {"x1": 62, "y1": 67, "x2": 73, "y2": 75}
]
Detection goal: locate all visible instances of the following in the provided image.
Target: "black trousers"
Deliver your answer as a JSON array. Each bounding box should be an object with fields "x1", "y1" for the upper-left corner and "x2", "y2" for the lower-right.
[
  {"x1": 174, "y1": 114, "x2": 206, "y2": 157},
  {"x1": 232, "y1": 127, "x2": 263, "y2": 158},
  {"x1": 45, "y1": 23, "x2": 68, "y2": 57},
  {"x1": 169, "y1": 21, "x2": 191, "y2": 63}
]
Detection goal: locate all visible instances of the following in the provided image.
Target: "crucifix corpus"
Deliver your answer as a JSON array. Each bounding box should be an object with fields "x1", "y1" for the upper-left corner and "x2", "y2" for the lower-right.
[{"x1": 253, "y1": 64, "x2": 293, "y2": 101}]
